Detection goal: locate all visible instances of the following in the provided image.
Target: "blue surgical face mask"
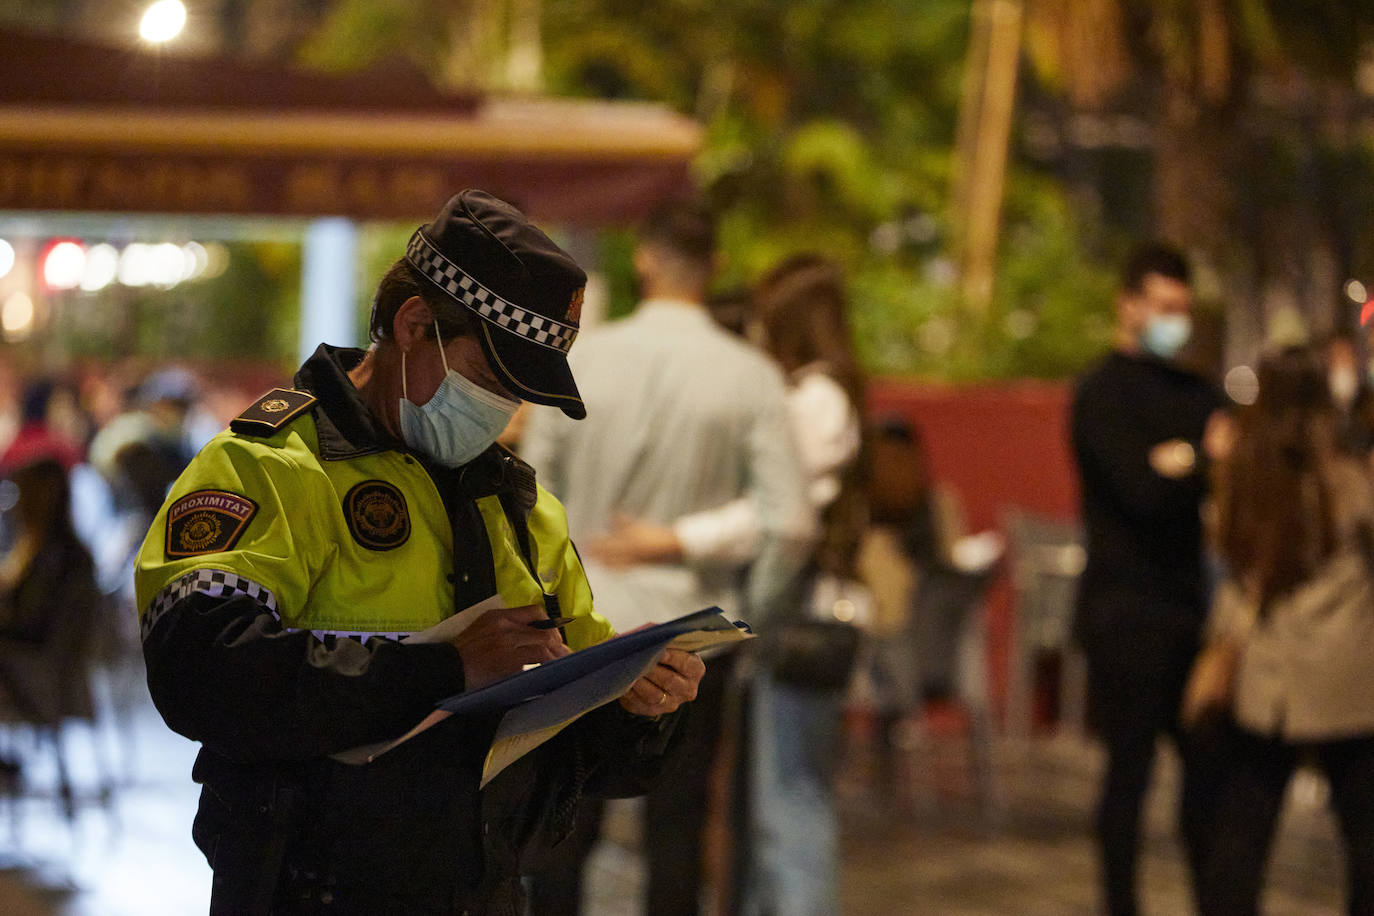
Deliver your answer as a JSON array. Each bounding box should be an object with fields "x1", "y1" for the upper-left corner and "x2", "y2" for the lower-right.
[
  {"x1": 399, "y1": 323, "x2": 519, "y2": 467},
  {"x1": 1140, "y1": 313, "x2": 1192, "y2": 360}
]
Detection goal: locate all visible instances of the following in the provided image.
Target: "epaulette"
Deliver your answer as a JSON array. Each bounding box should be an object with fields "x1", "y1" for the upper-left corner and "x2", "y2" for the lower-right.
[{"x1": 230, "y1": 387, "x2": 317, "y2": 437}]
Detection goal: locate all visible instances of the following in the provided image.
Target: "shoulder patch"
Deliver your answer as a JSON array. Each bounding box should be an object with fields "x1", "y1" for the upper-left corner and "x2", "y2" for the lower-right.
[
  {"x1": 166, "y1": 490, "x2": 258, "y2": 558},
  {"x1": 231, "y1": 388, "x2": 316, "y2": 436},
  {"x1": 344, "y1": 480, "x2": 411, "y2": 551}
]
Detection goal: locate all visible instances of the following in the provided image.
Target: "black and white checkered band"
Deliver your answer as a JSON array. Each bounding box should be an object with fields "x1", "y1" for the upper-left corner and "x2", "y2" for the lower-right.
[
  {"x1": 283, "y1": 628, "x2": 410, "y2": 644},
  {"x1": 406, "y1": 230, "x2": 578, "y2": 354},
  {"x1": 142, "y1": 569, "x2": 278, "y2": 642},
  {"x1": 143, "y1": 570, "x2": 409, "y2": 645}
]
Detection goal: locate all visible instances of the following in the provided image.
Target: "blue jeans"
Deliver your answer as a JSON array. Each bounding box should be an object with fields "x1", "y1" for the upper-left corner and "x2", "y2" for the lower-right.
[{"x1": 743, "y1": 672, "x2": 843, "y2": 916}]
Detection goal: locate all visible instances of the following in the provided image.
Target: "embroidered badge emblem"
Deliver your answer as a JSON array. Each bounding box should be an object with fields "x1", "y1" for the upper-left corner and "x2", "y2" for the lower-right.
[
  {"x1": 567, "y1": 286, "x2": 585, "y2": 324},
  {"x1": 166, "y1": 491, "x2": 258, "y2": 558},
  {"x1": 345, "y1": 481, "x2": 410, "y2": 551},
  {"x1": 260, "y1": 398, "x2": 290, "y2": 413}
]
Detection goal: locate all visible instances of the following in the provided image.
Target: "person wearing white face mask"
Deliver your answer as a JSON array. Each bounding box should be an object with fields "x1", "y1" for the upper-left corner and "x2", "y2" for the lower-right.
[
  {"x1": 131, "y1": 190, "x2": 705, "y2": 914},
  {"x1": 1069, "y1": 243, "x2": 1234, "y2": 916}
]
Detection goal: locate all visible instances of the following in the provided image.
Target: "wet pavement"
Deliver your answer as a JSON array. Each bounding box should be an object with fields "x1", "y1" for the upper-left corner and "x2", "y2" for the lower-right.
[{"x1": 0, "y1": 681, "x2": 1344, "y2": 915}]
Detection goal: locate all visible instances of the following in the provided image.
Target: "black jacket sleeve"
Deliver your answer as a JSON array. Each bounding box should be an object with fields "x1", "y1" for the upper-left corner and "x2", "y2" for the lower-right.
[
  {"x1": 1071, "y1": 372, "x2": 1210, "y2": 525},
  {"x1": 143, "y1": 590, "x2": 467, "y2": 765},
  {"x1": 574, "y1": 701, "x2": 686, "y2": 797}
]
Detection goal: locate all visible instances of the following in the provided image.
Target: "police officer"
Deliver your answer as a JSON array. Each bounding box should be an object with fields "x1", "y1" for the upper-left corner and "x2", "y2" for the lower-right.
[{"x1": 134, "y1": 190, "x2": 705, "y2": 914}]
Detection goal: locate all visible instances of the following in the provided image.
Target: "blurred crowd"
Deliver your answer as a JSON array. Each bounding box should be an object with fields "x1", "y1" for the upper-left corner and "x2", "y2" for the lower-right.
[
  {"x1": 505, "y1": 200, "x2": 1002, "y2": 916},
  {"x1": 1070, "y1": 241, "x2": 1374, "y2": 916},
  {"x1": 0, "y1": 363, "x2": 259, "y2": 800},
  {"x1": 0, "y1": 363, "x2": 249, "y2": 602},
  {"x1": 0, "y1": 205, "x2": 1002, "y2": 915},
  {"x1": 0, "y1": 215, "x2": 1368, "y2": 916}
]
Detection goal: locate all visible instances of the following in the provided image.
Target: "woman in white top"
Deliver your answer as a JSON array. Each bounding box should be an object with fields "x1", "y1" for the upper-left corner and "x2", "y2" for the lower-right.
[{"x1": 588, "y1": 255, "x2": 865, "y2": 916}]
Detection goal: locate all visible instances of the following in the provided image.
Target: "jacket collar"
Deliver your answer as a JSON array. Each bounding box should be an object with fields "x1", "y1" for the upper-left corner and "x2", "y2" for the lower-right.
[{"x1": 294, "y1": 343, "x2": 403, "y2": 460}]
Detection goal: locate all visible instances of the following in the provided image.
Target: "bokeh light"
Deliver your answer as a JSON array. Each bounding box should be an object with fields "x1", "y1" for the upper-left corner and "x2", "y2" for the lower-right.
[
  {"x1": 2, "y1": 291, "x2": 35, "y2": 340},
  {"x1": 117, "y1": 243, "x2": 189, "y2": 287},
  {"x1": 139, "y1": 0, "x2": 187, "y2": 43},
  {"x1": 152, "y1": 243, "x2": 187, "y2": 287},
  {"x1": 42, "y1": 240, "x2": 86, "y2": 290},
  {"x1": 1224, "y1": 365, "x2": 1259, "y2": 405},
  {"x1": 80, "y1": 243, "x2": 120, "y2": 292},
  {"x1": 201, "y1": 242, "x2": 230, "y2": 279},
  {"x1": 0, "y1": 239, "x2": 13, "y2": 281},
  {"x1": 181, "y1": 241, "x2": 209, "y2": 280}
]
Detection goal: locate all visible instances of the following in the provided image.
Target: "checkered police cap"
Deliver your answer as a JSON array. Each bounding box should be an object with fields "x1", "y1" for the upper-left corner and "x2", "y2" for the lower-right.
[{"x1": 404, "y1": 190, "x2": 588, "y2": 419}]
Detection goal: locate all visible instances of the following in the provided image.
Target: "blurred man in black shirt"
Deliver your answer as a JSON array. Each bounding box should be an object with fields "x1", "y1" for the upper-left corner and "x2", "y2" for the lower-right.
[{"x1": 1071, "y1": 243, "x2": 1230, "y2": 916}]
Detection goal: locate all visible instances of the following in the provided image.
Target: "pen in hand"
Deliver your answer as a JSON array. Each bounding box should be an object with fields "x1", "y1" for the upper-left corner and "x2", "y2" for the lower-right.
[{"x1": 527, "y1": 616, "x2": 575, "y2": 630}]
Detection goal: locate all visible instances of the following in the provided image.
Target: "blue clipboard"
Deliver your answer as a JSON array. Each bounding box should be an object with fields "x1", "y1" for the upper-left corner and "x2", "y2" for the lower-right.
[{"x1": 438, "y1": 606, "x2": 745, "y2": 717}]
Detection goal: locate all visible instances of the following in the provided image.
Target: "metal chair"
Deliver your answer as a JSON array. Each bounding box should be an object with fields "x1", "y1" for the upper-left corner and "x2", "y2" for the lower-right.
[
  {"x1": 1002, "y1": 508, "x2": 1087, "y2": 739},
  {"x1": 855, "y1": 545, "x2": 1003, "y2": 829}
]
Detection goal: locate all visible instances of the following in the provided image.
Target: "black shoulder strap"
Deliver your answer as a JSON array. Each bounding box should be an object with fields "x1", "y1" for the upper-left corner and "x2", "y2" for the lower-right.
[
  {"x1": 230, "y1": 388, "x2": 317, "y2": 437},
  {"x1": 461, "y1": 446, "x2": 563, "y2": 620}
]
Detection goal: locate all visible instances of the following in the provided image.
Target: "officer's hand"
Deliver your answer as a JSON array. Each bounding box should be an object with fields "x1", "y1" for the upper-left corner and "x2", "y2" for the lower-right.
[
  {"x1": 619, "y1": 647, "x2": 705, "y2": 717},
  {"x1": 452, "y1": 604, "x2": 571, "y2": 691}
]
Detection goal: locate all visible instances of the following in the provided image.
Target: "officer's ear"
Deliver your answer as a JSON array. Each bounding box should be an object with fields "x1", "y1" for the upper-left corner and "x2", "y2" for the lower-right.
[{"x1": 392, "y1": 296, "x2": 436, "y2": 351}]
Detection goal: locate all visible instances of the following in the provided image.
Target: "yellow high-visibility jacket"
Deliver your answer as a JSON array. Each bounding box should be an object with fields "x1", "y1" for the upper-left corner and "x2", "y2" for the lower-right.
[{"x1": 132, "y1": 345, "x2": 670, "y2": 914}]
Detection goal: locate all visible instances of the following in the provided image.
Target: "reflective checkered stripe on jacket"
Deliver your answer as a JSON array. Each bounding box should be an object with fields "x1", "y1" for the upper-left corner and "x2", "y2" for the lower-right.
[
  {"x1": 142, "y1": 568, "x2": 277, "y2": 642},
  {"x1": 142, "y1": 568, "x2": 416, "y2": 644}
]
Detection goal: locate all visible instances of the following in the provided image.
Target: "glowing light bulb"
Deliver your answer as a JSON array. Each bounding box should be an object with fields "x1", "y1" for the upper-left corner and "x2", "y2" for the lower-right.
[
  {"x1": 43, "y1": 240, "x2": 86, "y2": 290},
  {"x1": 140, "y1": 0, "x2": 187, "y2": 44}
]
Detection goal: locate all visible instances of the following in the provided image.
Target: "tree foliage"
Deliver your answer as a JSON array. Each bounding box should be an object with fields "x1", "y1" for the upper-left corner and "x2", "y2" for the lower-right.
[
  {"x1": 301, "y1": 0, "x2": 1152, "y2": 379},
  {"x1": 1025, "y1": 0, "x2": 1374, "y2": 350}
]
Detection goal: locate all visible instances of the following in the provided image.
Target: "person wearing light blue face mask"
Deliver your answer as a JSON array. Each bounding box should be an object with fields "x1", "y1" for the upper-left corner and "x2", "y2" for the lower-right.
[
  {"x1": 131, "y1": 190, "x2": 707, "y2": 915},
  {"x1": 398, "y1": 318, "x2": 520, "y2": 467},
  {"x1": 1069, "y1": 242, "x2": 1236, "y2": 916},
  {"x1": 1140, "y1": 311, "x2": 1192, "y2": 361}
]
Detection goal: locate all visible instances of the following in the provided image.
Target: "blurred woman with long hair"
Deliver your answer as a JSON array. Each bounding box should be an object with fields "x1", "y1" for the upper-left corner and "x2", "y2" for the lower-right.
[
  {"x1": 742, "y1": 253, "x2": 866, "y2": 916},
  {"x1": 1193, "y1": 346, "x2": 1374, "y2": 915}
]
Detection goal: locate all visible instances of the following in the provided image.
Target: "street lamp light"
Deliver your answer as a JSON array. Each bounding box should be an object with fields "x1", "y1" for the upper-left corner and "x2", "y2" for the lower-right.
[{"x1": 139, "y1": 0, "x2": 187, "y2": 44}]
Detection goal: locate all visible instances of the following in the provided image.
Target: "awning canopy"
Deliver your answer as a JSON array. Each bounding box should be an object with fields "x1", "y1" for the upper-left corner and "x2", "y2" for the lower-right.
[{"x1": 0, "y1": 31, "x2": 702, "y2": 225}]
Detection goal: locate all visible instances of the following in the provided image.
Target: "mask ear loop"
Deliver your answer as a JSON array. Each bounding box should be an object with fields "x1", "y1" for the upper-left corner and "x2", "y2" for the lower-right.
[
  {"x1": 401, "y1": 318, "x2": 450, "y2": 403},
  {"x1": 434, "y1": 319, "x2": 451, "y2": 374}
]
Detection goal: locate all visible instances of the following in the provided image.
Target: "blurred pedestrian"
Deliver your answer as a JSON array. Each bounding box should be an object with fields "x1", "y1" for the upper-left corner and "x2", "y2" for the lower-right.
[
  {"x1": 564, "y1": 254, "x2": 866, "y2": 916},
  {"x1": 87, "y1": 365, "x2": 201, "y2": 491},
  {"x1": 0, "y1": 455, "x2": 103, "y2": 816},
  {"x1": 520, "y1": 202, "x2": 814, "y2": 916},
  {"x1": 0, "y1": 377, "x2": 84, "y2": 474},
  {"x1": 133, "y1": 190, "x2": 704, "y2": 914},
  {"x1": 0, "y1": 375, "x2": 118, "y2": 589},
  {"x1": 1070, "y1": 242, "x2": 1232, "y2": 916},
  {"x1": 1190, "y1": 346, "x2": 1374, "y2": 915},
  {"x1": 859, "y1": 417, "x2": 990, "y2": 779},
  {"x1": 1320, "y1": 328, "x2": 1374, "y2": 461},
  {"x1": 735, "y1": 254, "x2": 866, "y2": 916}
]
